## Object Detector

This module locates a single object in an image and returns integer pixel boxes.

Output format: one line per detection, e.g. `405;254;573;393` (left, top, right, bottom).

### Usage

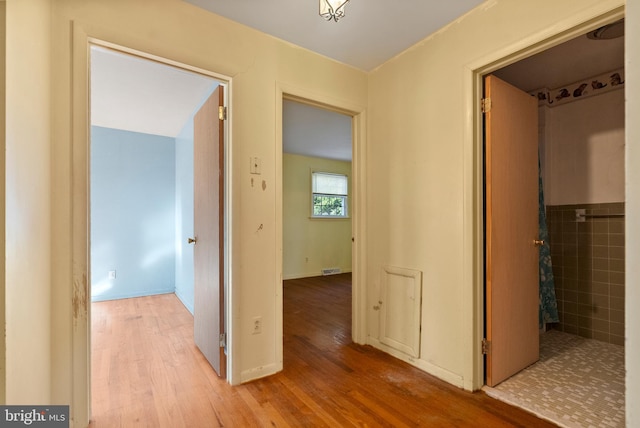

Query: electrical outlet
252;316;262;335
108;270;116;279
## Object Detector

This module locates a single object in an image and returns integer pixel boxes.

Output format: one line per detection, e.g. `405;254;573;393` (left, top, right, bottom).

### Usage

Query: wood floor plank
90;275;555;427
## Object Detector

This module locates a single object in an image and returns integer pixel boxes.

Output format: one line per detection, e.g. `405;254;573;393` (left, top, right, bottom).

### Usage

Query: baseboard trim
175;290;194;314
368;338;465;389
240;362;281;383
283;270;352;281
90;288;175;302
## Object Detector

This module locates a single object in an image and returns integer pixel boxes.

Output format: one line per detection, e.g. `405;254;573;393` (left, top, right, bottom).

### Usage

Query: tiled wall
546;203;625;346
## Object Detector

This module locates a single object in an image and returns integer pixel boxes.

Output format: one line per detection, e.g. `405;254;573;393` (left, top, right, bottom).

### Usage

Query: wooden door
485;75;539;387
193;86;226;378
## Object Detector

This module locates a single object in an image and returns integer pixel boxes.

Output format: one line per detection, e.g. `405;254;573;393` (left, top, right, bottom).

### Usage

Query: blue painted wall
91;126;177;301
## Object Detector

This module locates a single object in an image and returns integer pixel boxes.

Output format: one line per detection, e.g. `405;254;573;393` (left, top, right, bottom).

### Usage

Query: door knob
188;237;197;244
533;239;544;246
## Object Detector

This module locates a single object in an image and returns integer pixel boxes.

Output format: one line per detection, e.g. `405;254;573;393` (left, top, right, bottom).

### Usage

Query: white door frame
462;7;625;390
275;83;368;369
72;25;234;424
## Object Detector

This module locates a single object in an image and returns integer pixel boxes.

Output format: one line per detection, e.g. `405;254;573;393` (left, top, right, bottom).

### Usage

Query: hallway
90;274;555;427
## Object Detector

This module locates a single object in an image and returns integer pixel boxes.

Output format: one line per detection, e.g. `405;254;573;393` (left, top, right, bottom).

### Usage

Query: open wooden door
485;75;539;387
193;86;226;378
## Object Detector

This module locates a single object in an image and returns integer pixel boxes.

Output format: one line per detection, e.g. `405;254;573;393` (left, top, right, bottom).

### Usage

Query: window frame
310;171;349;219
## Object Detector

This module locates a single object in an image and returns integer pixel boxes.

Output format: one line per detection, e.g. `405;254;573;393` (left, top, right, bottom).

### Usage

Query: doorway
482;18;625;426
89;43;230;416
277;90;367;367
281;98;354;349
281;99;352;280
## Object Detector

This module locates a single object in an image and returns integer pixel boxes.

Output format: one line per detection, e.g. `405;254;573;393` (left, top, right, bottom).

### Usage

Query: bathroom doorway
483;18;626;426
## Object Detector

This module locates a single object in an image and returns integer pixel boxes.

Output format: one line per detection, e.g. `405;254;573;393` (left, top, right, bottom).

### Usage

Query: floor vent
321;267;342;276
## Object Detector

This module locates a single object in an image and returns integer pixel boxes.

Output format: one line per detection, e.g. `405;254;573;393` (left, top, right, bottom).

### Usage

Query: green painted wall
283;153;351;279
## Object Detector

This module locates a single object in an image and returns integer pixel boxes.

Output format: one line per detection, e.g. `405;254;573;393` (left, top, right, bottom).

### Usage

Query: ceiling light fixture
319;0;350;22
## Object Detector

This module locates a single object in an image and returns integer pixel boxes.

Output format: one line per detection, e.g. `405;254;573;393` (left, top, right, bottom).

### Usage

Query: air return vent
321;267;342;276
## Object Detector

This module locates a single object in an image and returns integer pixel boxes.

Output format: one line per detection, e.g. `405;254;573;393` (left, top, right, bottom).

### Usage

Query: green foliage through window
313;195;345;216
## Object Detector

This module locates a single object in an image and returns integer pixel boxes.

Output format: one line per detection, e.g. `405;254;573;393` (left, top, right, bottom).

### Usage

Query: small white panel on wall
379;265;422;358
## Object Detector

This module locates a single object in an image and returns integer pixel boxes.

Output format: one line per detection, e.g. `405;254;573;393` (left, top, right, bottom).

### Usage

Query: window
311;172;348;218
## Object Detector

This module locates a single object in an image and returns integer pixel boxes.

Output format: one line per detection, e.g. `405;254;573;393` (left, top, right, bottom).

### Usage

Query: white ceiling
283;100;352;161
90;6;624;162
183;0;485;72
494;29;624;92
91;46;353;160
91;46;219;138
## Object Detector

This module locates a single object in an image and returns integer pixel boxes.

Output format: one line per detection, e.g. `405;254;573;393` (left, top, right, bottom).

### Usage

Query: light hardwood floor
90;274;554;427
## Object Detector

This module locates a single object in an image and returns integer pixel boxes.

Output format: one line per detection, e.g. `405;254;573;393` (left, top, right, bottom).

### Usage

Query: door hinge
218;106;227;120
481;97;492;113
219;333;226;348
482;338;491;355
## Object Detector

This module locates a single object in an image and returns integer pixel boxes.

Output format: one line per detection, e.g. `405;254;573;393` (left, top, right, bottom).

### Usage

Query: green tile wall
546;203;625;346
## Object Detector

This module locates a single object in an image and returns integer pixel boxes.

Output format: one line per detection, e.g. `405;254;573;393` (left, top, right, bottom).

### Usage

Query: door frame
275;83;368;368
464;7;626;390
74;29;234;423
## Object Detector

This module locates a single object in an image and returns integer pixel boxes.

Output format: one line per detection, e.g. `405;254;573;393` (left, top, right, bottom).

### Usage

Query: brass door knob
188;237;197;244
533;239;544;246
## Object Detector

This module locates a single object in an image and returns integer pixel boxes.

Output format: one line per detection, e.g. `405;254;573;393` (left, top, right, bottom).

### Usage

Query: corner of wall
6;0;53;404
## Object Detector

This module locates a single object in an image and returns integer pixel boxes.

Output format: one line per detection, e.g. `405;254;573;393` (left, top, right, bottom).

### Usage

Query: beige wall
283;153;352;279
43;0;367;424
5;0;640;427
367;0;626;390
5;0;52;404
0;0;6;404
545;89;625;205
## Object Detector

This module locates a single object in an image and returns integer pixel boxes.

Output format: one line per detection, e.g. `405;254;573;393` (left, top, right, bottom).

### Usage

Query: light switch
250;157;261;175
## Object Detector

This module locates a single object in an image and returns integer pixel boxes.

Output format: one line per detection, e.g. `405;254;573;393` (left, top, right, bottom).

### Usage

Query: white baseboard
175;290;194;314
283;269;352;280
240;362;281;383
367;337;465;389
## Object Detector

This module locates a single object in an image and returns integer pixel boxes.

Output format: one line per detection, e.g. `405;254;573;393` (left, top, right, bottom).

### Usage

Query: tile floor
484;329;625;428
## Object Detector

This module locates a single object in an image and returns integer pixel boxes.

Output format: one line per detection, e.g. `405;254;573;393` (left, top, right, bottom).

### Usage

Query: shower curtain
539;158;559;328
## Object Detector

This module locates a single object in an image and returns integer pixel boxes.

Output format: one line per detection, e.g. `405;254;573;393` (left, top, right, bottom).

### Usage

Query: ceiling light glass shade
319;0;350;22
